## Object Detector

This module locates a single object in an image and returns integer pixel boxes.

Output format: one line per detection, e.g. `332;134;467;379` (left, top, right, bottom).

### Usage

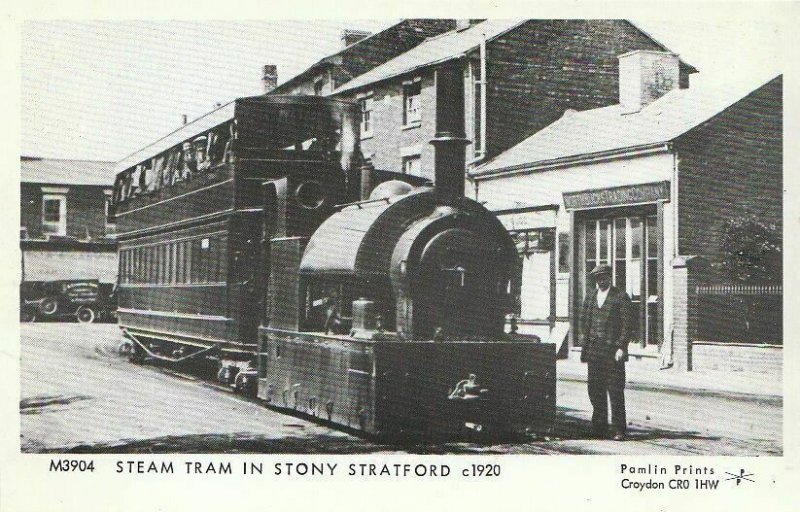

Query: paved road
19;324;781;455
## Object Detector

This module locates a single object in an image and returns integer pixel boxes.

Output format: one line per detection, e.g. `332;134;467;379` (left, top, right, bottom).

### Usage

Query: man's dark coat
580;286;633;363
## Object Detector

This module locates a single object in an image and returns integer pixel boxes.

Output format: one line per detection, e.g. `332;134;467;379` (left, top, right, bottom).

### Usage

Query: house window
403;80;422;126
402;155;421;176
359;95;373;138
42;194;66;236
314;79;324;96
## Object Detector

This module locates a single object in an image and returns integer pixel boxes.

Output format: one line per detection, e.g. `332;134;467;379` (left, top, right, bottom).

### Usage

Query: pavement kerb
557;364;782;403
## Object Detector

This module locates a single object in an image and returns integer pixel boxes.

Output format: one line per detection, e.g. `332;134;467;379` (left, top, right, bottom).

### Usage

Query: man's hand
614;349;625;362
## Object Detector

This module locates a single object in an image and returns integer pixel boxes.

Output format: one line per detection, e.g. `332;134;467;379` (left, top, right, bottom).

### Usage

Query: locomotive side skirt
258;328;556;437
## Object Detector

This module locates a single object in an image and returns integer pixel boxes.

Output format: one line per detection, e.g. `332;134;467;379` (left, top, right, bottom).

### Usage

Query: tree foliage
719;215;782;283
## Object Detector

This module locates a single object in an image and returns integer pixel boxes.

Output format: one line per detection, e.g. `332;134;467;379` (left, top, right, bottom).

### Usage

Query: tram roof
115;100;235;174
115;95;357;174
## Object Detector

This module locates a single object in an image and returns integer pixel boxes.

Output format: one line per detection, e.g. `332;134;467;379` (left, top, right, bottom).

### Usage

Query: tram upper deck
112;95;360;239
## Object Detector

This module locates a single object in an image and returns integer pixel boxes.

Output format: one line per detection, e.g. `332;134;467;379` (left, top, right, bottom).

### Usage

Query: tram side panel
116;175;239;349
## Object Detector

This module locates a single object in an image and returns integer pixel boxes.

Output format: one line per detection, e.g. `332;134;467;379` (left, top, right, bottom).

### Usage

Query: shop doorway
578;210;660;347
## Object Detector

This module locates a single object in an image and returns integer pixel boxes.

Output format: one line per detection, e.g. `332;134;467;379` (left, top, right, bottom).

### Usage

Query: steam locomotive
112;64;555;437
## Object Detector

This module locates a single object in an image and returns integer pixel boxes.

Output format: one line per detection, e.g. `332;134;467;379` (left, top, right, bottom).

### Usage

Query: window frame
402;79;422;128
359;93;374;139
41;193;67;236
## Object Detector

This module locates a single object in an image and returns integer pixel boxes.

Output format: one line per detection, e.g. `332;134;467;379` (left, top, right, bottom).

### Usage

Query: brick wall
21;183;111;240
484;19;693;162
273;20;456;96
692;343;782;374
349;71;438;180
676;76;782;266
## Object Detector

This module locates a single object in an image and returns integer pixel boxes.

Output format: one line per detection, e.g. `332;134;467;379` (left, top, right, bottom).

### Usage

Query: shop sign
563;181;670;210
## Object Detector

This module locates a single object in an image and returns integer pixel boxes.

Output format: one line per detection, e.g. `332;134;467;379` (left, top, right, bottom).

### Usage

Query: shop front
564;181;670;352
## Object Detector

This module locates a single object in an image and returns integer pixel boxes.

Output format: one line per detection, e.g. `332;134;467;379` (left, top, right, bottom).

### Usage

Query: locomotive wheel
76;306;96;324
39;297;58;316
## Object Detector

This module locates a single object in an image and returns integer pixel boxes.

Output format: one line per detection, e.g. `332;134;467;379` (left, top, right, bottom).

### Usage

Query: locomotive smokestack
430;61;470;201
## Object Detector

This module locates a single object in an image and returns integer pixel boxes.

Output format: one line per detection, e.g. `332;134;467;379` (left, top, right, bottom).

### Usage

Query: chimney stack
618;50;680;113
262;64;278;94
341;29;371;49
455;19;482;31
430;61;470;201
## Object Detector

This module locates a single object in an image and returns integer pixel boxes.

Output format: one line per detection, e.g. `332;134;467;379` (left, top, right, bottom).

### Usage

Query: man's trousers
587;359;626;435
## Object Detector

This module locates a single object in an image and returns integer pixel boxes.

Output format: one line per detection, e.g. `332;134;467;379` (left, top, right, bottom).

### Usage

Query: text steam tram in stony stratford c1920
112;65;556;438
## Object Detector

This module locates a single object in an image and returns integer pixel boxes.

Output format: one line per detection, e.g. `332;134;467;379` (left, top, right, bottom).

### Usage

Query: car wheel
76;306;96;324
39;297;58;316
20;308;36;322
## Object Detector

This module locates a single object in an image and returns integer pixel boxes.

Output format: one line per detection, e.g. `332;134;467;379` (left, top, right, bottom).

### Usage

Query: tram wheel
39;297;58;316
76;306;96;324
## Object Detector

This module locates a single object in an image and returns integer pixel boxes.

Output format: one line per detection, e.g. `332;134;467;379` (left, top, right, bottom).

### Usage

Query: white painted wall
475;151;677;354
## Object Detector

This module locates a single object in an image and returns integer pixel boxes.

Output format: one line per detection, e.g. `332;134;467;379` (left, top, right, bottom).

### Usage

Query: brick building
469;55;782;372
266;20;458;96
20;157;118;289
329;20;696;180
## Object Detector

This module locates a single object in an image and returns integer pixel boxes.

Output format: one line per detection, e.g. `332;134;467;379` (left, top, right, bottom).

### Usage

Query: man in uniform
580;264;632;440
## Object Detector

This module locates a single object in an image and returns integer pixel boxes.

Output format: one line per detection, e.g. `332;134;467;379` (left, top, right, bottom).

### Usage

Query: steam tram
113;81;555;437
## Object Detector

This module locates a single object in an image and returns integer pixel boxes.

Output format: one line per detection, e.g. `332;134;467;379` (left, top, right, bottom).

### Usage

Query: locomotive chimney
430;61;470;201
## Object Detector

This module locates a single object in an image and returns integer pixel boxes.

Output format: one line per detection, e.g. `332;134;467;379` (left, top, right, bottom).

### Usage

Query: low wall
691;342;782;374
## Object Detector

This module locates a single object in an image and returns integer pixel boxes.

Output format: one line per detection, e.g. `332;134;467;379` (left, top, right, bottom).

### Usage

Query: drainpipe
480;33;487;160
467;33;488;168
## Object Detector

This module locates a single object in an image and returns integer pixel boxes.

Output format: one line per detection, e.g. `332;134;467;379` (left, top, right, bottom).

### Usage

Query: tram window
191;239;204;283
139;248;144;284
134;247;140;284
119;251;126;284
150;247;156;284
176;242;183;284
132;248;138;284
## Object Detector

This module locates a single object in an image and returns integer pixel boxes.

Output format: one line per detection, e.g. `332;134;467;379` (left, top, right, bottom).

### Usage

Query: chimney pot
181;114;188;125
262;64;278;94
618;50;680;113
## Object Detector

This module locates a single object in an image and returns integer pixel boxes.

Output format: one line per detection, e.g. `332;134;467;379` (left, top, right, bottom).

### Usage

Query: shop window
42;194;66;236
403;80;422;126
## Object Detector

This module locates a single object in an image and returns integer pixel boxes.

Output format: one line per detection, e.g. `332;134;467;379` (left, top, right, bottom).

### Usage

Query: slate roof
21;157;116;187
332;19;697;95
333;20;524;95
271;19;456;95
471;76;782;177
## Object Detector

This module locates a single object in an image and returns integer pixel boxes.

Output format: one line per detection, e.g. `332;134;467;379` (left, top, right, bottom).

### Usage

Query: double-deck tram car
113;76;556;438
